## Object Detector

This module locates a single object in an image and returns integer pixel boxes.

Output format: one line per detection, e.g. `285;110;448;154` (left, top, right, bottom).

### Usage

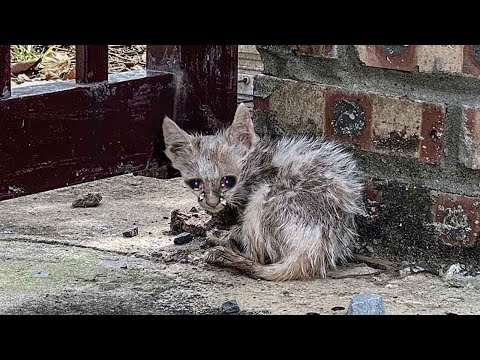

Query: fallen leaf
63;67;76;80
38;51;71;80
11;58;41;75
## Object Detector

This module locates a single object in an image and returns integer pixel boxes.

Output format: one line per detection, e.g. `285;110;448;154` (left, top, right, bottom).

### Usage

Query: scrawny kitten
162;103;365;281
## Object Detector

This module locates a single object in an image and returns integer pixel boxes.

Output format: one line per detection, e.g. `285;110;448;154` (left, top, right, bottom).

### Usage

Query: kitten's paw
206;229;232;247
204;246;234;265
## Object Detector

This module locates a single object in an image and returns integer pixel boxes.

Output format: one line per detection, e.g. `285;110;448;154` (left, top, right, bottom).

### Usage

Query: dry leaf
38;51;71;80
63;67;76;80
11;58;41;75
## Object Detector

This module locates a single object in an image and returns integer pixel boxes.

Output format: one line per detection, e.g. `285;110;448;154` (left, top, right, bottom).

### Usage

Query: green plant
10;45;53;62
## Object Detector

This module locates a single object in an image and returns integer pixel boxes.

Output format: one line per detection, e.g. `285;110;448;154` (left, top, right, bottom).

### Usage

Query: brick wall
253;45;480;271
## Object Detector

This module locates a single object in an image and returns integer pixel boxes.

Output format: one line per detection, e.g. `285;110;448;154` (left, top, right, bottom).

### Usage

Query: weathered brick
460;105;480;169
358;180;480;271
420;104;445;164
324;88;373;149
253;76;325;134
356;45;417;72
325;88;444;163
462;45;480;77
416;45;463;74
288;45;337;58
431;191;480;247
357;45;480;78
370;95;423;155
255;75;445;163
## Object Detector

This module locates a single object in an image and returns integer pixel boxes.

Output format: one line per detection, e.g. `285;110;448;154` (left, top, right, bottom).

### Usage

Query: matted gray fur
162;104;365;281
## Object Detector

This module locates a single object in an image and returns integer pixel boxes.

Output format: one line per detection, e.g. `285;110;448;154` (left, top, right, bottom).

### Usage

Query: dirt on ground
1;174;479;315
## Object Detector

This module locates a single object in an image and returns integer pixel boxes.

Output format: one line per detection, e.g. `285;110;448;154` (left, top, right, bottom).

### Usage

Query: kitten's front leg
206;225;243;252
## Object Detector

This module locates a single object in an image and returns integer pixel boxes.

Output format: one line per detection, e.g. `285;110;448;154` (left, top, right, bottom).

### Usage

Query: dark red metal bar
146;45;238;133
75;45;108;84
0;71;174;200
0;45;11;99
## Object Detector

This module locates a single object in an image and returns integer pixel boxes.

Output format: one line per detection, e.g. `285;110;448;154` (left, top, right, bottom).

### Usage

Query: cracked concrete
1;174;480;315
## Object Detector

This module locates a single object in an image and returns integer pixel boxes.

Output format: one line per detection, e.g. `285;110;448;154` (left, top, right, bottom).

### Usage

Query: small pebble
174;232;193;245
221;300;240;314
32;272;49;278
72;193;102;208
123;226;139;238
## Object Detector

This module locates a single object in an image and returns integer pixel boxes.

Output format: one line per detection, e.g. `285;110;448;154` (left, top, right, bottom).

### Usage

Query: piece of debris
170;209;213;236
11;58;42;75
331;306;345;311
72;193;102;208
399;264;427;277
221;300;240;314
347;294;385;315
442;263;480;289
173;232;193;245
306;312;320;315
123;226;139;238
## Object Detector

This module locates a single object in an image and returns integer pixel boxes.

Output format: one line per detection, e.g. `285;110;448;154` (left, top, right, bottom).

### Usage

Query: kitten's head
162;103;258;213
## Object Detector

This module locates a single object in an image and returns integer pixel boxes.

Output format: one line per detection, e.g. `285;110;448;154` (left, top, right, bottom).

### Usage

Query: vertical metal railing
0;45;11;99
75;45;109;84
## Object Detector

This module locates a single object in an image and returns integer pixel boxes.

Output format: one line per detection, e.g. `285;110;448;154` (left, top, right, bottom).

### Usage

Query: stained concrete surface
1;174;480;315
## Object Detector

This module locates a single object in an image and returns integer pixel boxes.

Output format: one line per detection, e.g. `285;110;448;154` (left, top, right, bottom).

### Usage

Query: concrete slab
1;174;480;315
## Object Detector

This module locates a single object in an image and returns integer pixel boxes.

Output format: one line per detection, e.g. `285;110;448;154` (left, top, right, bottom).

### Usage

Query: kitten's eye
221;176;237;189
186;178;203;190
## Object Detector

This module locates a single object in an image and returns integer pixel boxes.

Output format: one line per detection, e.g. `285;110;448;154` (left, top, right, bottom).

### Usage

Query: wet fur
162;104;365;281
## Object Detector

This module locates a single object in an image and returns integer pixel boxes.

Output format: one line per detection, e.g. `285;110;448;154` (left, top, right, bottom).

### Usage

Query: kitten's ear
225;103;259;149
162;116;193;159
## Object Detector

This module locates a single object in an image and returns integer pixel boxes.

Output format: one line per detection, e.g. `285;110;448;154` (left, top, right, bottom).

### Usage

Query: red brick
462;45;480;77
356;45;417;72
419;104;445;164
460;106;480;169
370;95;423;156
358;45;471;77
253;76;326;134
324;88;373;149
431;191;480;247
254;75;445;163
417;46;463;74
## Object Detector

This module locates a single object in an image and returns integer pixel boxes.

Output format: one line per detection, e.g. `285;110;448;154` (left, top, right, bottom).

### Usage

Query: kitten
162;103;365;281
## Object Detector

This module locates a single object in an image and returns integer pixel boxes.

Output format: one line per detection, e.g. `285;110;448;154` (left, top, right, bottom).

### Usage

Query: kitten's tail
205;247;324;281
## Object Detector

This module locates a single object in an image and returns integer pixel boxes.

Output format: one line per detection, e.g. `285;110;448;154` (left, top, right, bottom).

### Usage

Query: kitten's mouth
198;193;226;213
199;203;225;213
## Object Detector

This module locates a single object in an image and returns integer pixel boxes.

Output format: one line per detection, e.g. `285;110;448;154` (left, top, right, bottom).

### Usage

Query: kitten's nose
205;195;220;208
